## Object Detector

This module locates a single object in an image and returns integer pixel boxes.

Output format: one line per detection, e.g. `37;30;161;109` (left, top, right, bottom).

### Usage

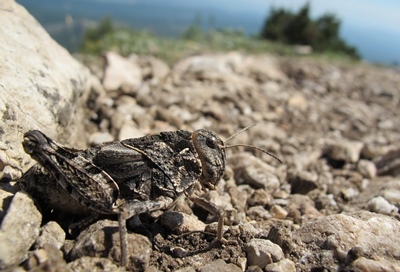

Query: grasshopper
21;127;280;266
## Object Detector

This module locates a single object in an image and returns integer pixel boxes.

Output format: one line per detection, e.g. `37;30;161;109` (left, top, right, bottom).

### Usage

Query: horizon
17;0;400;65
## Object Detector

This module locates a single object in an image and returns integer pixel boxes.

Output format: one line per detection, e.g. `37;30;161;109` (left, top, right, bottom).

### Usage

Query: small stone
0;192;42;269
289;170;318;194
367;196;397;215
270;205;288;220
242;164;280;192
357;160;377;178
324;140;364;163
70;220;151;271
26;244;67;271
287;93;308;111
35;221;66;250
381;189;400;204
265;259;296;272
239;223;262;238
198;259;242;272
102;51;142;93
160;211;206;234
118;120;144;141
244;239;284;268
247;206;271;221
89;132;114;146
341;187;360;201
247;189;272;207
175;267;196;272
67;256;122;272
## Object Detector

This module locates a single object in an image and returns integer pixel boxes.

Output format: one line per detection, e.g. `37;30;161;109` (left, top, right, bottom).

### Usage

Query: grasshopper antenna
224;124;257;143
223;124;282;163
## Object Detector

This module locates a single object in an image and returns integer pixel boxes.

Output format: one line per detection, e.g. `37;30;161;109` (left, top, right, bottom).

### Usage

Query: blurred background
17;0;400;66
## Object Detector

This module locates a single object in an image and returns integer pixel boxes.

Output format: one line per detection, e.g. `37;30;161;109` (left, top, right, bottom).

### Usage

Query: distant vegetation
81;4;360;64
260;3;359;59
80;17;295;64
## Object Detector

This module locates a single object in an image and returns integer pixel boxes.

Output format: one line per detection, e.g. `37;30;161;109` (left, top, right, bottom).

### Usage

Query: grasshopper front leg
188;195;226;242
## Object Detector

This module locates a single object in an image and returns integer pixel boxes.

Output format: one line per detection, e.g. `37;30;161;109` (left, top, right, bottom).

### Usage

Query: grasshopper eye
206;137;217;149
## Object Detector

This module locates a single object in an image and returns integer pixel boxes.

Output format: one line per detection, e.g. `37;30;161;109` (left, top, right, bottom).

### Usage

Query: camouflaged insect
21;129;229;267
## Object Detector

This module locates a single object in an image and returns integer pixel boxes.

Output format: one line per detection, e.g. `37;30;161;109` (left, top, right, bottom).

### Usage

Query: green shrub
260;3;359;59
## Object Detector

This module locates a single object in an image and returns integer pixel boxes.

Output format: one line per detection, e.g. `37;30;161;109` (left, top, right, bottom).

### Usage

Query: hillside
1;2;400;271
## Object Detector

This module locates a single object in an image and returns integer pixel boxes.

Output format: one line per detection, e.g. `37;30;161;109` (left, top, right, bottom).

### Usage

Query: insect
21;127;280;267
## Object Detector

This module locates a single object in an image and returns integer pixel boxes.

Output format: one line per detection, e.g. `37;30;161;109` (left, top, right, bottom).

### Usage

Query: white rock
325;139;364;163
35;221;66;250
102;51;142;93
367;196;397;215
0;192;42;269
287;93;308;111
89;132;114;146
357;160;377;178
160;211;206;234
244;239;284;268
0;1;98;180
294;211;400;270
270;205;288;220
265;259;296;272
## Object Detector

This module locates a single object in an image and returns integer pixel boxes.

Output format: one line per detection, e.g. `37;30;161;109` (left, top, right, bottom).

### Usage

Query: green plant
260;3;359;59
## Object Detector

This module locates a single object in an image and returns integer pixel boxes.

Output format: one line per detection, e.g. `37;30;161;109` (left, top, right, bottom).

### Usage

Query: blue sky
21;0;400;64
214;0;400;64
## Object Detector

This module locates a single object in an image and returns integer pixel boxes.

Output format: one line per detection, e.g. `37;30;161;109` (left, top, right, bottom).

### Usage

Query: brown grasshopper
21;127;280;267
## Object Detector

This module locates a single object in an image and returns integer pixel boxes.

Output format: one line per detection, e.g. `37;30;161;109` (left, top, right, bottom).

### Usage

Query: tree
260;3;359;59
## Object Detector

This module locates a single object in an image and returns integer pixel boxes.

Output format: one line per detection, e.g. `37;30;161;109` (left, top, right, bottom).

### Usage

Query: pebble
270;205;288;220
35;221;65;250
160;211;206;233
0;192;42;269
264;259;296;272
244;239;285;268
89;132;114;146
367;196;397;215
70;220;151;271
324;139;364;163
198;259;242;272
357;159;377;178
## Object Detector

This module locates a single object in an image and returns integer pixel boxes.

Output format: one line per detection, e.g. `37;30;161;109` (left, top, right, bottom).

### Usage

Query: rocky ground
1;49;400;272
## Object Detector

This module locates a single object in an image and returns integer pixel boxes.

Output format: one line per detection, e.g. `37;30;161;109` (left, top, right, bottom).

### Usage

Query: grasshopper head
192;129;226;191
23;130;51;156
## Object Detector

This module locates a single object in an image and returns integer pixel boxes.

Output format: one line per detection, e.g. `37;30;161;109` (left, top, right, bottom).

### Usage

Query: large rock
0;0;100;180
291;211;400;271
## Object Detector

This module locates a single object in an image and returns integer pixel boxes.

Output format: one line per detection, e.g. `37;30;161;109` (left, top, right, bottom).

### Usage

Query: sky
18;0;400;65
180;0;400;64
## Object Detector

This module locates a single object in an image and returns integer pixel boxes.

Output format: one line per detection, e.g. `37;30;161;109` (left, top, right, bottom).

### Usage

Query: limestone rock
264;259;296;272
0;0;99;180
67;256;122;272
292;211;400;271
35;221;66;250
244;239;284;268
26;244;68;271
102;52;142;93
324;139;364;163
228;153;280;192
70;219;151;271
0;192;42;269
198;259;242;272
367;196;397;215
160;211;206;234
357;159;377;178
